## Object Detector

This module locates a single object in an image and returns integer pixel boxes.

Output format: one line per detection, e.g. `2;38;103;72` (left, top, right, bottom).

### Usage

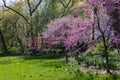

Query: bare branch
59;0;66;8
27;0;42;16
66;0;72;8
31;0;42;15
27;0;32;16
59;0;72;8
2;0;29;24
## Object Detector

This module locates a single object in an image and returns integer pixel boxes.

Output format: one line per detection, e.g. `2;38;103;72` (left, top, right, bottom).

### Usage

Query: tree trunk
95;7;110;73
16;36;24;54
0;29;8;54
65;50;69;63
92;25;95;41
75;52;80;65
102;33;110;73
30;17;36;55
105;48;110;73
65;53;69;63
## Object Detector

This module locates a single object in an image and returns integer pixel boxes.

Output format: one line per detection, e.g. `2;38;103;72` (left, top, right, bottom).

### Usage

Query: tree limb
27;0;32;16
59;0;66;8
2;0;30;24
31;0;42;15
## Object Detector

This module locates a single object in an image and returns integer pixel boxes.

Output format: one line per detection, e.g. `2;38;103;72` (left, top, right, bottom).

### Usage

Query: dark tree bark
16;36;24;54
0;29;8;54
95;7;110;73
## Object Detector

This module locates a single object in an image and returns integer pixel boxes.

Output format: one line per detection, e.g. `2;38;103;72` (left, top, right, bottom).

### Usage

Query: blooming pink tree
43;15;92;61
43;0;120;73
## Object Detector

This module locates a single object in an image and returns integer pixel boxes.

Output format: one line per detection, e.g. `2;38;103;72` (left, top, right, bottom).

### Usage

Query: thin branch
66;0;72;8
59;0;66;8
70;0;75;7
2;0;29;24
31;0;42;16
27;0;32;16
60;0;72;8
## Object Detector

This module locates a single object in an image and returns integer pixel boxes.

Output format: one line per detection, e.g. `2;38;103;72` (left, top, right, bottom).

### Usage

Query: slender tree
0;7;8;54
2;0;43;54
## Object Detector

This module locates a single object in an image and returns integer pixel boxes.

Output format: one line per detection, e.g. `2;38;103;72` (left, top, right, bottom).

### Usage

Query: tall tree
0;7;8;54
2;0;43;54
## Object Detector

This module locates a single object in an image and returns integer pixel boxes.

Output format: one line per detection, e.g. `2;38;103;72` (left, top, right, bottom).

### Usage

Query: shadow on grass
0;52;65;60
0;53;65;65
0;59;13;65
0;53;21;57
22;54;65;60
38;59;66;68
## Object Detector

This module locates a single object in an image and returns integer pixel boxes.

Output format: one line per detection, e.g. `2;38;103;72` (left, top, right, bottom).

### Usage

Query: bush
8;47;20;54
42;49;64;55
88;42;115;55
78;42;120;69
79;53;120;69
0;51;3;54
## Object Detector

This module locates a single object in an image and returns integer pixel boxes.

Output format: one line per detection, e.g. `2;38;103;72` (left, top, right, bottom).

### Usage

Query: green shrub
8;47;20;54
0;51;3;54
78;51;120;69
77;41;120;69
84;43;104;55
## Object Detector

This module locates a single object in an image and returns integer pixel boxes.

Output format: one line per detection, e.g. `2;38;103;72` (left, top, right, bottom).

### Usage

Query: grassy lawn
0;55;78;80
0;54;120;80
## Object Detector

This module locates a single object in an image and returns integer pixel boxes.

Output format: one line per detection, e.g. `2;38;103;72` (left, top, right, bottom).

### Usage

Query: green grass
0;54;120;80
0;55;78;80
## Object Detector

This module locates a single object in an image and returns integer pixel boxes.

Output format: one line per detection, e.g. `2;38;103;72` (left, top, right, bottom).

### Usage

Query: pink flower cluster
43;15;92;50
